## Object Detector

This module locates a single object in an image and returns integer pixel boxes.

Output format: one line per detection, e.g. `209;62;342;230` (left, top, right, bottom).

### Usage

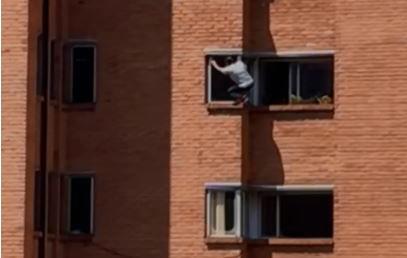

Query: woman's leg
227;85;242;99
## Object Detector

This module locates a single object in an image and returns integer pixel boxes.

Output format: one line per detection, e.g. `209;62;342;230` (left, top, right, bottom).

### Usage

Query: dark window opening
69;176;93;234
224;191;235;231
67;45;95;104
34;170;44;231
260;194;277;237
47;173;58;234
50;40;57;100
279;193;333;238
260;61;290;105
36;35;45;96
260;57;334;106
208;56;237;102
298;60;333;103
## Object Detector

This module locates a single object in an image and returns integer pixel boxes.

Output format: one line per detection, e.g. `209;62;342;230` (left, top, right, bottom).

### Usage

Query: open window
205;52;334;107
64;43;96;104
259;57;334;106
205;184;333;240
254;187;333;239
206;55;254;103
206;185;242;237
62;174;94;235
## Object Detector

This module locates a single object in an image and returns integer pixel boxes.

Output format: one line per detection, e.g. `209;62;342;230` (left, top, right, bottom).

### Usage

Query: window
47;173;58;234
36;34;45;96
258;190;333;238
205;184;333;239
205;52;334;107
34;169;44;231
206;186;242;237
64;43;96;104
207;55;240;102
50;40;58;100
206;56;255;103
66;175;94;234
259;57;334;106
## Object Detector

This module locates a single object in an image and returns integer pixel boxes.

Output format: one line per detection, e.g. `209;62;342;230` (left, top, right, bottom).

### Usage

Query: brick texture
4;0;407;258
1;0;30;257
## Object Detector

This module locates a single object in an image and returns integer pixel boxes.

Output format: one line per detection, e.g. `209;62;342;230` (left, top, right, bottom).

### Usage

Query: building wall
171;1;336;258
334;0;407;256
61;0;407;257
62;1;171;258
8;0;406;258
1;0;31;257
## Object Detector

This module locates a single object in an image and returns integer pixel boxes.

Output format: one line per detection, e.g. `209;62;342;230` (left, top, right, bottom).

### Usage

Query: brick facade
2;0;31;257
2;0;407;258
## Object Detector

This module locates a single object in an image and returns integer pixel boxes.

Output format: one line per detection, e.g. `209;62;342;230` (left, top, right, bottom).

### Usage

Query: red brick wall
1;0;31;257
55;0;407;258
334;0;407;256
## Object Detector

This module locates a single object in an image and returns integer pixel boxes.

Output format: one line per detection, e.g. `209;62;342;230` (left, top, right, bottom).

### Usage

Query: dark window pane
261;61;290;105
299;59;333;104
261;194;277;237
47;173;58;234
224;191;235;231
37;35;44;96
50;41;57;100
280;193;333;238
34;170;44;231
72;47;94;103
210;57;236;101
70;177;92;234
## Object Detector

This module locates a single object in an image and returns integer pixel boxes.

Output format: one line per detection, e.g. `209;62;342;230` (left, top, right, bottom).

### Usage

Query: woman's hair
224;56;235;65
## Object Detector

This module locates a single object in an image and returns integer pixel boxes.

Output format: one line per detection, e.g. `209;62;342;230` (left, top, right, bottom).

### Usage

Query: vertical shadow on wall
243;0;276;52
249;116;284;185
241;0;280;185
65;1;171;258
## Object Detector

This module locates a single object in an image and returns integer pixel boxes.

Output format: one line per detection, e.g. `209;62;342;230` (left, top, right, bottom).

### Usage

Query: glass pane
70;177;92;234
72;47;95;103
298;59;333;104
260;194;277;237
34;170;44;231
260;61;290;105
224;191;235;232
279;193;333;238
36;34;44;96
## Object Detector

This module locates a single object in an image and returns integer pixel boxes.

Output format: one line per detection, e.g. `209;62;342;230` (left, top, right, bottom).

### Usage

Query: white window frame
67;174;95;235
67;43;97;103
205;183;242;238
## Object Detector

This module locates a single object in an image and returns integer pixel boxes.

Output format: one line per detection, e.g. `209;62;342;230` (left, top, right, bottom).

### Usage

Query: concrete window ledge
60;234;93;242
206;102;245;110
206;103;334;112
205;237;333;246
205;237;244;244
61;103;96;111
247;238;334;246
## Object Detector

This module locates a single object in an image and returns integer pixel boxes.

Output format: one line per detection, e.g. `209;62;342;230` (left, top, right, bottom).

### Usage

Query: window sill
61;103;96;111
60;233;93;242
207;102;334;112
205;237;243;244
206;101;245;110
248;238;333;246
205;237;333;246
